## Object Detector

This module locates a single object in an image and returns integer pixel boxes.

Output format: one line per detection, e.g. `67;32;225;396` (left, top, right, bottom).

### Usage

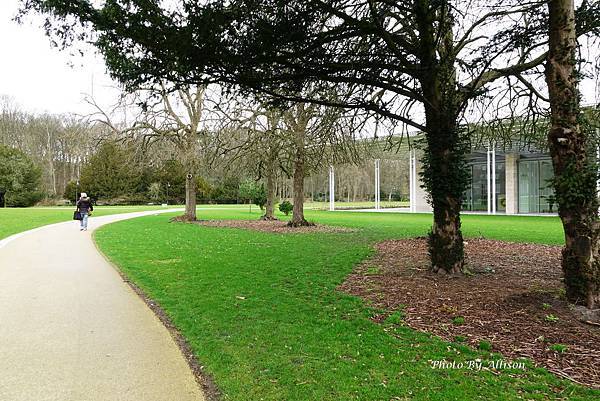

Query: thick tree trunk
184;172;197;221
289;127;312;227
261;166;277;220
546;0;600;309
414;0;467;274
424;123;466;275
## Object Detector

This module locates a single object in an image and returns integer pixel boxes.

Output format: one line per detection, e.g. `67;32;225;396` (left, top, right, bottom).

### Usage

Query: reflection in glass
518;159;555;213
462;162;506;212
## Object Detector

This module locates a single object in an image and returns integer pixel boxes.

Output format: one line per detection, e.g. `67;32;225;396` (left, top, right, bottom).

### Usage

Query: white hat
80;192;88;198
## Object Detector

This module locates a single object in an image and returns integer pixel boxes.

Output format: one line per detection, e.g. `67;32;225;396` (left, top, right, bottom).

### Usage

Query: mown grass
94;208;594;401
0;205;173;240
0;204;254;240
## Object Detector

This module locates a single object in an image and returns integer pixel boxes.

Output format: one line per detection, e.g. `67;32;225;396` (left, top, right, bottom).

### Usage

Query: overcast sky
1;0;597;118
0;0;119;115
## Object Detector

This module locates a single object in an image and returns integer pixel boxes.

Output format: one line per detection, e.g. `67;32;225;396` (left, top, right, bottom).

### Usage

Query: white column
491;145;496;214
409;150;416;213
486;147;491;214
505;153;519;214
374;159;381;210
486;144;497;215
329;165;335;211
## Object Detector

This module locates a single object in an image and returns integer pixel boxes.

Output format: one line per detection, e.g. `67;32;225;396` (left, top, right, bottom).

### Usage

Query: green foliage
420;129;471;272
279;200;293;215
79;142;141;202
63;180;79;202
253;183;267;210
237;180;267;210
78;143;203;205
196;176;213;201
550;158;598;212
238;179;259;203
478;340;493;352
544;314;560;323
452;316;465;325
211;176;241;203
0;144;44;207
153;159;186;204
549;344;568;353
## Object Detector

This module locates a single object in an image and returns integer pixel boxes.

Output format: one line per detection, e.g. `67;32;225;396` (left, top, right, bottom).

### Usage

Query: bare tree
281;101;361;226
88;84;221;220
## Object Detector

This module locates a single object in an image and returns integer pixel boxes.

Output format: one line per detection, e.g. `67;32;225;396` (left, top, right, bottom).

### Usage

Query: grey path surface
0;210;205;401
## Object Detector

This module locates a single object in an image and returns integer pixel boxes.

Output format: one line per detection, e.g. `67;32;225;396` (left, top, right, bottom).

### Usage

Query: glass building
460;150;555;214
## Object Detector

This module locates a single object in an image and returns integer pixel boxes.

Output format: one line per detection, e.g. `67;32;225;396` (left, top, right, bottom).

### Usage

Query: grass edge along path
0;205;260;241
94;210;597;401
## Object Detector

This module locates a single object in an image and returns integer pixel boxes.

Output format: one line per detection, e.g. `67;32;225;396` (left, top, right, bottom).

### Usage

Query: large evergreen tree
79;142;146;202
0;144;43;207
19;1;600;275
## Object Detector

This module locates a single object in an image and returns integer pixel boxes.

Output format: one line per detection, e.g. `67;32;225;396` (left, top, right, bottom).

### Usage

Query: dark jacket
76;198;94;214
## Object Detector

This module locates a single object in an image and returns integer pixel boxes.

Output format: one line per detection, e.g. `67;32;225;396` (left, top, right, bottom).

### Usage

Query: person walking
76;192;94;231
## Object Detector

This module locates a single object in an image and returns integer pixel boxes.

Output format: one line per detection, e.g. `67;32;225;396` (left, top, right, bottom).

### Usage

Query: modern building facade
461;149;556;214
326;121;599;215
408;146;557;215
326;145;559;215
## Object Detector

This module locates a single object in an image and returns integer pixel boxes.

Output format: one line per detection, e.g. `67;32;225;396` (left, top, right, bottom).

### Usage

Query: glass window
462;161;506;212
471;163;487;211
462;165;474;211
539;160;555;212
495;162;506;212
518;159;555;213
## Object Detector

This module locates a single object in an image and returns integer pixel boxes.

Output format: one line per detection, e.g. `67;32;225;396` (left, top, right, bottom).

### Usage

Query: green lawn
0;205;169;240
92;208;593;401
0;204;255;241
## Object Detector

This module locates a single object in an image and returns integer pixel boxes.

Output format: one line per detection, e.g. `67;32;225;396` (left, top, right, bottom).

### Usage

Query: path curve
0;209;206;401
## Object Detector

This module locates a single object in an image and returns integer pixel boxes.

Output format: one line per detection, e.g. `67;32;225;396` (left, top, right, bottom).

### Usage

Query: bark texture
423;120;466;275
261;164;277;220
416;1;468;274
289;122;312;227
546;0;600;308
184;172;197;221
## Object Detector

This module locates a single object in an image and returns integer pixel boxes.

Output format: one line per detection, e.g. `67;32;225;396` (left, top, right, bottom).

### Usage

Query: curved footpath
0;210;205;401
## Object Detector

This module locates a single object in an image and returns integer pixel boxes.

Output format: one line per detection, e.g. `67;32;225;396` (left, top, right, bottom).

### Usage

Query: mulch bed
191;219;354;234
338;238;600;388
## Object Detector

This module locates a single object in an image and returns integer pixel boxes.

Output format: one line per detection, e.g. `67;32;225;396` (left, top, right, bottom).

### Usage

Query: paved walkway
0;210;205;401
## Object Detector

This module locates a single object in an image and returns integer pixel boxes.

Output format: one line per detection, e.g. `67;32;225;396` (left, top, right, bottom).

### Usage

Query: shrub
279;200;293;215
452;316;465;325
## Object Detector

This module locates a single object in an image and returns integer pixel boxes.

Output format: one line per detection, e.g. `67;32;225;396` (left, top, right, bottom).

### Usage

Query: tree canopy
0;144;43;207
17;0;600;273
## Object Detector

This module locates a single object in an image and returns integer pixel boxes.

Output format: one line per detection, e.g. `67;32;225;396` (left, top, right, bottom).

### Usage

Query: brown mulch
191;219;354;234
338;238;600;388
